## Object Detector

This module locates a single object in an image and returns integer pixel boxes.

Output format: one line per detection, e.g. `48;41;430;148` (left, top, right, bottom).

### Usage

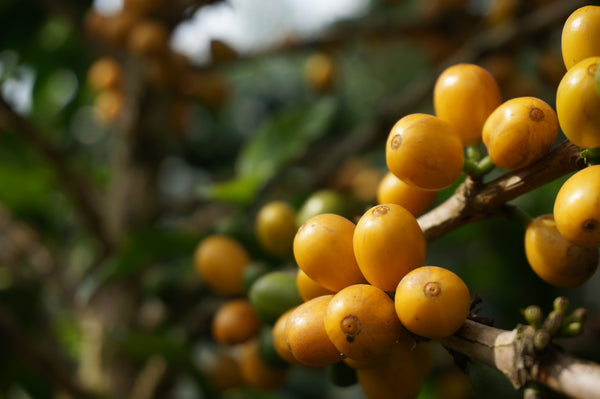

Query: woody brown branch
441;320;600;399
418;141;587;241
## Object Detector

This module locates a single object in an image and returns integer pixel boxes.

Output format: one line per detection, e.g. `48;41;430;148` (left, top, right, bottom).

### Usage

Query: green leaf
202;97;337;206
200;171;265;207
237;97;337;176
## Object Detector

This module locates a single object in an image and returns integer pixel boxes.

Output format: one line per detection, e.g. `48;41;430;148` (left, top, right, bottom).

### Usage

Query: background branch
0;98;112;253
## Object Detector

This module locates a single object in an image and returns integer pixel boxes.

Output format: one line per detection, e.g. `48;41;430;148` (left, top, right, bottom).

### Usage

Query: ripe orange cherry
356;338;425;399
561;6;600;70
353;204;427;292
93;89;125;125
482;96;558;170
211;299;261;346
296;268;334;302
386;113;464;191
325;284;403;362
87;57;121;92
434;63;502;145
554;165;600;248
271;309;299;365
395;266;470;339
239;338;288;390
194;234;249;296
525;214;598;288
284;295;345;367
202;348;244;392
556;56;600;149
293;213;366;292
376;171;437;217
127;19;169;57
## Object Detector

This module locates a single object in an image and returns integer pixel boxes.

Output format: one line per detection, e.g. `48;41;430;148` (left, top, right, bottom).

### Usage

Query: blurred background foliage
0;0;599;398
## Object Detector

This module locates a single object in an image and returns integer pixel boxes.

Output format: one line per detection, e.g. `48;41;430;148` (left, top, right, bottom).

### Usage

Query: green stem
466;143;483;162
463;155;495;178
476;156;495;175
580;147;600;166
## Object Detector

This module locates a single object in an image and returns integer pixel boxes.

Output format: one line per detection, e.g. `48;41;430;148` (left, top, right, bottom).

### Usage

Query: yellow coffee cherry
434;63;502;145
482;96;558;170
386;113;464;191
556;56;600;149
561;5;600;70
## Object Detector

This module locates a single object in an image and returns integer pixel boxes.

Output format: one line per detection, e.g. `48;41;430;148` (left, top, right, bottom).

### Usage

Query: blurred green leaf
77;228;202;303
203;97;337;206
200;171;265;207
237;97;337;176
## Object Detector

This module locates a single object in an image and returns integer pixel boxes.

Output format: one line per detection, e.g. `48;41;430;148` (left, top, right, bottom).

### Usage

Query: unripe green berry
522;305;543;328
553;296;569;313
561;322;583;337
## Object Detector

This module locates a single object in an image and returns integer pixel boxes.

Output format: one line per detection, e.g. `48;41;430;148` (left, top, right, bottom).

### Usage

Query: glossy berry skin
325;284;403;362
482;96;558;170
561;6;600;70
386;113;464;191
239;338;287;390
395;266;470;339
212;299;261;346
525;214;598;288
556;56;600;149
376;171;437;217
434;63;502;145
296;268;334;302
356;338;425;399
353;204;427;292
271;309;299;364
293;213;366;292
554;165;600;248
284;295;345;368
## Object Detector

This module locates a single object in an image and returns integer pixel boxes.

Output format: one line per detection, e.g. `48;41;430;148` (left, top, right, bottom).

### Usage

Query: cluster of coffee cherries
193;5;600;398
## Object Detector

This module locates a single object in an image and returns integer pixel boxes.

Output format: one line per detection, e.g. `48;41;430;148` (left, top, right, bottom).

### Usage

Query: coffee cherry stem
463;155;495;178
580;147;600;166
466;143;484;163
